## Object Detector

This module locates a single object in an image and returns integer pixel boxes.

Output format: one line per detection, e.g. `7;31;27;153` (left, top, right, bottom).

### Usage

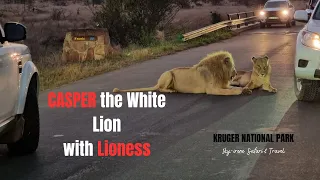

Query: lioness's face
252;55;269;77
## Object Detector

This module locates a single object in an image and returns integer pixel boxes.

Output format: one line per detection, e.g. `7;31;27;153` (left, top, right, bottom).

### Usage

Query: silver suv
259;0;296;28
0;22;40;155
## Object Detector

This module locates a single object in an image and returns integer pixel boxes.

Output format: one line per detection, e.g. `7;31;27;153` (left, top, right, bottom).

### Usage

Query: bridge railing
179;11;258;42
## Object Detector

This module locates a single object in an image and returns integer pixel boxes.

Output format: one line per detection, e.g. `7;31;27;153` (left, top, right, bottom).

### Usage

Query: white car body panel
0;22;40;153
295;0;320;80
306;19;320;32
16;60;39;115
0;28;39;130
0;42;20;123
295;31;320;80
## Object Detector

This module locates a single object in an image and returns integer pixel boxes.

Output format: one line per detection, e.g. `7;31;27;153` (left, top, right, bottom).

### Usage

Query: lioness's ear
263;55;269;60
251;57;257;63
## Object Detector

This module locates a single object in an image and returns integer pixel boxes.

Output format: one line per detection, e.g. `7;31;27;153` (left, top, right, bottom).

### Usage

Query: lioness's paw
241;87;252;95
270;88;277;93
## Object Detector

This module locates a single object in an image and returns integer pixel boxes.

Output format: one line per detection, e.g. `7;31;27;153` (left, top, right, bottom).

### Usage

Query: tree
26;0;34;10
92;0;180;47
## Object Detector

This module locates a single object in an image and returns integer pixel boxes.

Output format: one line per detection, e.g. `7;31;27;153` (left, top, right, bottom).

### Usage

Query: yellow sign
73;36;97;41
73;37;86;41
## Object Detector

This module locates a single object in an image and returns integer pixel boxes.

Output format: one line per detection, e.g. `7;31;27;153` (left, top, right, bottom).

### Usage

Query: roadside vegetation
39;29;234;91
0;0;291;91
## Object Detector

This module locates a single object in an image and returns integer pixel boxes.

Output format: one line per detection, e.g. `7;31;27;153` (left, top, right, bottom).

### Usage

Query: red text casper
48;92;96;108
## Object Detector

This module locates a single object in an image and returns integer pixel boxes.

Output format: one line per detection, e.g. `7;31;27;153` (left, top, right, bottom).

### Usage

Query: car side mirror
3;22;26;42
306;9;313;14
294;10;309;23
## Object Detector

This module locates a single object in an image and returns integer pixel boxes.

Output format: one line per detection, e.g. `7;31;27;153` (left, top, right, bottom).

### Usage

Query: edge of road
232;22;260;34
39;23;260;95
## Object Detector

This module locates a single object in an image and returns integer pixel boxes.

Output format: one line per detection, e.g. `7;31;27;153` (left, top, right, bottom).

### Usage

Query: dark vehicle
258;0;296;28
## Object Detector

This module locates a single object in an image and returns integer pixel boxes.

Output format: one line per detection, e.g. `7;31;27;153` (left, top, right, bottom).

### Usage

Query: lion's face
196;51;238;85
223;57;237;80
231;67;237;80
252;55;269;77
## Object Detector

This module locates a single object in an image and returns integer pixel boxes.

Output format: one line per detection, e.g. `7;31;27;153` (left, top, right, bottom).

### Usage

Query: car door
0;44;10;122
0;42;19;123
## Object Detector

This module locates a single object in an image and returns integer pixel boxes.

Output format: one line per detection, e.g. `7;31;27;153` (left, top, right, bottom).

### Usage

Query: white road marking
53;134;64;138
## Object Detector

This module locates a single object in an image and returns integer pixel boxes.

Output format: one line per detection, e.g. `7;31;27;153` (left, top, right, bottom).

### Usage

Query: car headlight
10;53;21;60
301;30;320;50
282;10;289;16
260;11;265;16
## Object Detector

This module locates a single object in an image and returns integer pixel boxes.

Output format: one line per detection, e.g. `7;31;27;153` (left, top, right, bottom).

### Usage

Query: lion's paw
241;87;252;95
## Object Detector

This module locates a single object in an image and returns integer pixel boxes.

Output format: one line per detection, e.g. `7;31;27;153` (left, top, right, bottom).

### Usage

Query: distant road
2;23;320;180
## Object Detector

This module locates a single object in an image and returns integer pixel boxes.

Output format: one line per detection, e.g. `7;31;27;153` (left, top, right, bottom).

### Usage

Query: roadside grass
38;29;235;91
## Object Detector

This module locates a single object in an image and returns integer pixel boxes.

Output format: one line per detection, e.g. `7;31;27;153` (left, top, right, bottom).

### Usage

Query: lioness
113;51;252;96
230;55;277;93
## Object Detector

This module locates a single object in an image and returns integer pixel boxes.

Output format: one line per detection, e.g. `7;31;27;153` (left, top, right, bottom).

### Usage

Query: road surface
1;23;320;180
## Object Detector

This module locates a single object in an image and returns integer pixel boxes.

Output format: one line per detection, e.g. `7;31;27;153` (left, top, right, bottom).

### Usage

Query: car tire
292;20;296;26
266;24;271;28
7;83;39;155
294;75;320;102
260;22;265;28
286;21;292;28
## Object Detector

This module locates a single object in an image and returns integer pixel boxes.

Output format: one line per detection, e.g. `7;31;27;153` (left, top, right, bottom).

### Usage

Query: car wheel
266;24;271;28
294;75;320;102
260;22;265;28
7;83;39;155
286;21;292;28
292;20;296;26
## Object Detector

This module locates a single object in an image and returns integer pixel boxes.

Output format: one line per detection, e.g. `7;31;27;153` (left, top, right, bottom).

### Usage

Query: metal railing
180;11;258;42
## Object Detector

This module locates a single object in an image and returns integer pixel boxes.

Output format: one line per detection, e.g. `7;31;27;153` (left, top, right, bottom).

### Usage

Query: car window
0;24;4;42
264;1;288;8
310;0;319;5
313;2;320;19
311;0;318;6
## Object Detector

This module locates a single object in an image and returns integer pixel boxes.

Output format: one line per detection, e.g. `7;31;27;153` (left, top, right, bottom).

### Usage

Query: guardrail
179;11;258;42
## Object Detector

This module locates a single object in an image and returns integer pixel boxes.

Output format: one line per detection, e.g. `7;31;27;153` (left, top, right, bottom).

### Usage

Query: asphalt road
2;23;320;180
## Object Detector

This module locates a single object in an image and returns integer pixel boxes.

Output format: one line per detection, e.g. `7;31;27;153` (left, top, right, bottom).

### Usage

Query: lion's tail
113;85;159;93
